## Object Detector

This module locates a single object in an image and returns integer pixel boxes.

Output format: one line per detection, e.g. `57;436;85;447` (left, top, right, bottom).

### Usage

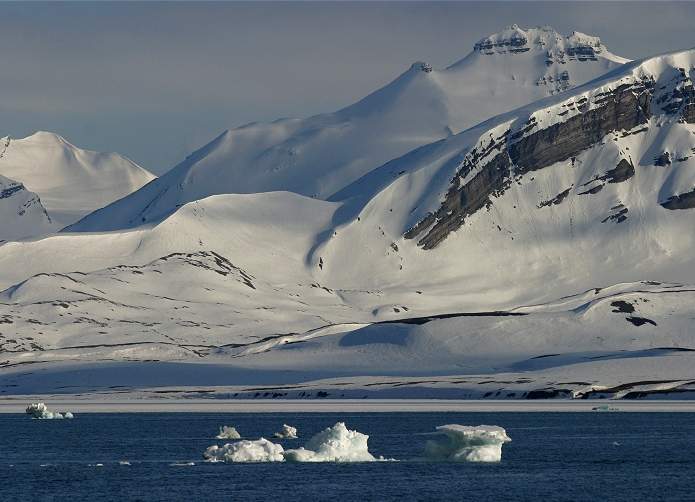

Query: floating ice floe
283;422;377;462
215;426;241;440
273;424;298;439
424;425;511;462
204;438;285;463
25;403;75;420
203;422;379;463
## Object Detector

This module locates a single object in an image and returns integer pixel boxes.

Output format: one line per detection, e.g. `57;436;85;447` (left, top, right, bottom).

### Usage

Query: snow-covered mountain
69;25;627;232
3;37;695;400
0;131;155;236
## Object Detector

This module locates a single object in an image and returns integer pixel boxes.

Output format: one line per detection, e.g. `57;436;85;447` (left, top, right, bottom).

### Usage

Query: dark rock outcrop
405;80;654;249
602;204;628;223
539;187;572;208
626;316;658;327
0;183;24;200
601;159;635;184
654;151;671;166
611;300;635;314
660;188;695;210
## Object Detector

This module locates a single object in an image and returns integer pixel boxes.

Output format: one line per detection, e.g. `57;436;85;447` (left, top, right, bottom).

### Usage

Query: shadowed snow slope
68;25;626;232
0;174;52;242
0;131;154;233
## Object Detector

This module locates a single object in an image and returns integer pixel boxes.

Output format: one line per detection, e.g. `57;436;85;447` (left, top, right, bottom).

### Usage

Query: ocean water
1;411;694;501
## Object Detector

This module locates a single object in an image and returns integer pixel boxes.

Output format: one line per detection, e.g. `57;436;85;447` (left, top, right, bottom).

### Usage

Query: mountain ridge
67;25;627;233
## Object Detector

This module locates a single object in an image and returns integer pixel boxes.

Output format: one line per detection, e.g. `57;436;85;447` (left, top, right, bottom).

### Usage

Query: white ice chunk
273;424;298;439
215;426;241;440
424;424;511;462
283;422;376;462
203;438;285;463
25;402;74;420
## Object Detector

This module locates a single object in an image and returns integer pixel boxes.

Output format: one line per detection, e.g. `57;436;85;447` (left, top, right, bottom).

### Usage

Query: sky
2;1;695;175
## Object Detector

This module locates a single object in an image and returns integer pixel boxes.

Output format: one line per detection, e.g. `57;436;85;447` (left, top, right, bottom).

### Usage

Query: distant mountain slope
5;43;695;398
69;25;628;232
0;174;52;242
0;131;155;233
313;49;695;298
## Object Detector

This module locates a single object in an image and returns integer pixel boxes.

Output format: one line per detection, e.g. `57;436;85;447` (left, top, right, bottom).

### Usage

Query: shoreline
2;398;695;413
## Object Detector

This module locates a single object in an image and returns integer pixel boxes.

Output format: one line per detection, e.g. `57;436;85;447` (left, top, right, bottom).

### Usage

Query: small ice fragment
424;424;511;462
203;438;285;463
119;461;131;466
215;426;241;440
170;462;196;466
25;403;74;420
283;422;376;462
273;424;298;439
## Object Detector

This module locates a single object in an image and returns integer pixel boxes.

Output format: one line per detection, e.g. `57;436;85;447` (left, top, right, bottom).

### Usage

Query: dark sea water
1;412;694;501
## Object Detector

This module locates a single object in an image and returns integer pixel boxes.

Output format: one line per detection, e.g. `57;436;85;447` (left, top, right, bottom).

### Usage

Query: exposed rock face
661;188;695;210
602;204;629;224
654;67;695;122
599;159;635;184
406;80;653;249
539;187;572;208
654;152;672;166
474;25;608;62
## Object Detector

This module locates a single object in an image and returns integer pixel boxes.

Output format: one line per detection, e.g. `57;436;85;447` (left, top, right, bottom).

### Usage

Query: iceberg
273;424;298;439
202;422;378;463
203;438;285;463
215;426;241;440
25;402;74;420
424;425;511;462
283;422;377;462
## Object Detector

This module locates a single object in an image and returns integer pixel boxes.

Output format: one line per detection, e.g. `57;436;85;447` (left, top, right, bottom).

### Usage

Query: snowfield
0;27;694;400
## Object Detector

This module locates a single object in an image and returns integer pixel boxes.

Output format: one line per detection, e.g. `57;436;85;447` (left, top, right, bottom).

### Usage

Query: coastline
3;398;695;413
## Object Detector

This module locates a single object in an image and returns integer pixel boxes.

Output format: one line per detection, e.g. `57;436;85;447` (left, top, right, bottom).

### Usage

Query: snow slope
0;131;155;232
2;42;695;399
0;174;52;242
69;25;627;231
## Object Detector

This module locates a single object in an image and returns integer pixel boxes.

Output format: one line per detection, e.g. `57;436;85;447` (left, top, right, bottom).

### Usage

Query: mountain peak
20;130;71;146
472;25;626;64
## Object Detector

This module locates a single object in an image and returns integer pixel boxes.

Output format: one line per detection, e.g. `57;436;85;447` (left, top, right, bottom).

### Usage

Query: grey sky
2;1;694;174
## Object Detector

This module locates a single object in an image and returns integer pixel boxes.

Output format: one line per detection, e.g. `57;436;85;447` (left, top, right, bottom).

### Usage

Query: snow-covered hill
3;39;695;400
0;131;155;235
69;25;627;232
